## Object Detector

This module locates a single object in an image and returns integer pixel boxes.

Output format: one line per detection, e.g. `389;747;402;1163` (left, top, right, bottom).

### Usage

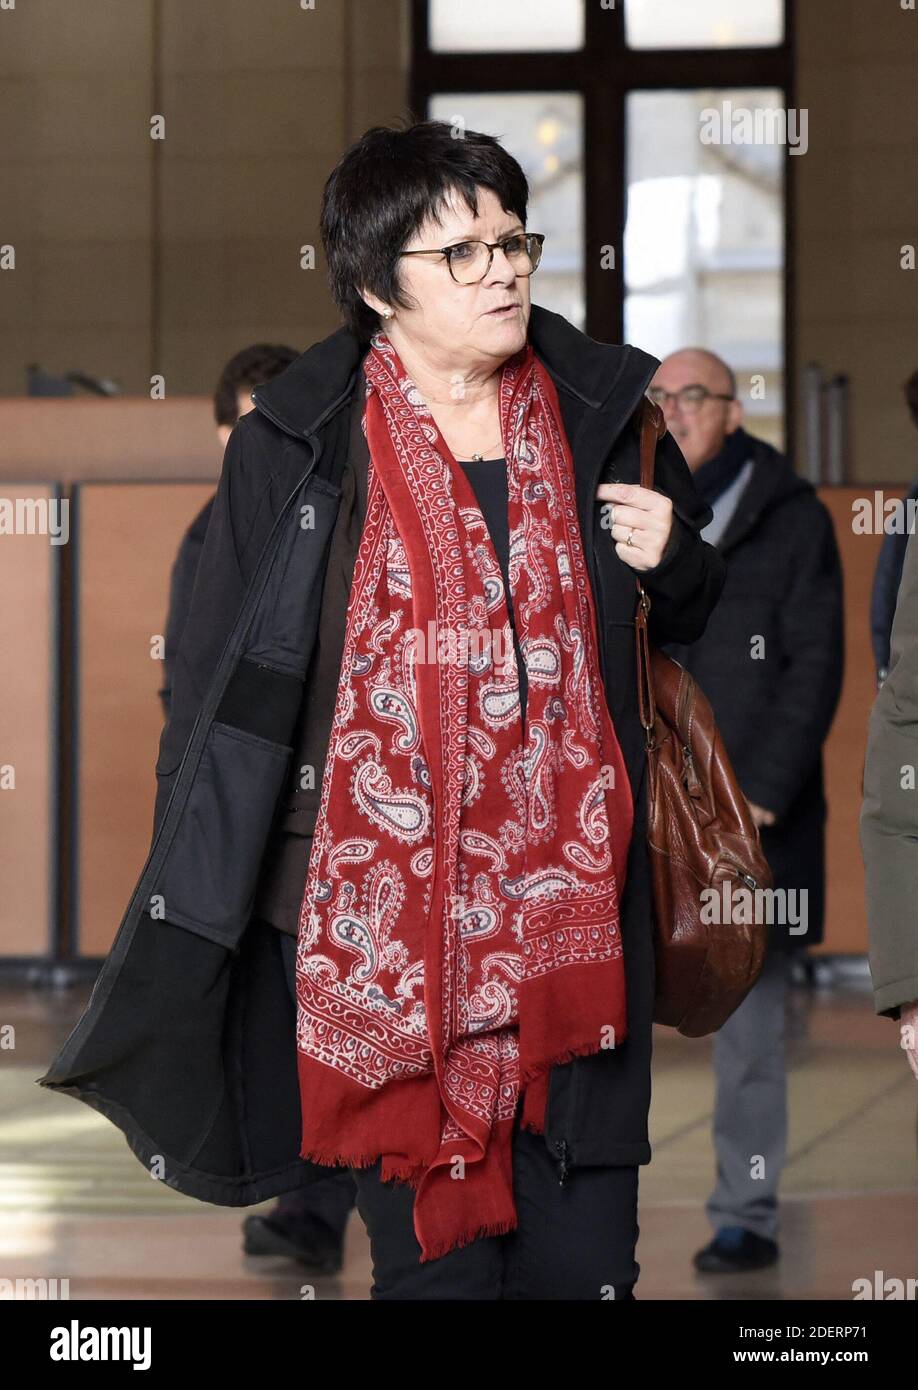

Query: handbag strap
633;396;667;746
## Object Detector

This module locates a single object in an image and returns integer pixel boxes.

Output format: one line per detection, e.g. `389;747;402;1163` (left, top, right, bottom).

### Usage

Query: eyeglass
647;384;735;414
397;232;545;286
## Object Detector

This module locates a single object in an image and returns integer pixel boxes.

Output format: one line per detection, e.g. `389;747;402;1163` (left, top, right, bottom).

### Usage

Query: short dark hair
213;342;300;427
904;369;918;428
320;118;530;344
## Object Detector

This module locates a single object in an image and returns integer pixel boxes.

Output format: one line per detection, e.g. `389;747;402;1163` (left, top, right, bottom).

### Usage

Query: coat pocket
150;720;293;949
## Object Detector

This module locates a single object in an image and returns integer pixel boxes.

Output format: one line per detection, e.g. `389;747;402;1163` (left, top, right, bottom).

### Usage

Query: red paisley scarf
294;331;634;1262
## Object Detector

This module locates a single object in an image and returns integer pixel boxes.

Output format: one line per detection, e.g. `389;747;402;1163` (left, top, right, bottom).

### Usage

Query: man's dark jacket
159;496;214;718
666;432;844;949
38;305;725;1205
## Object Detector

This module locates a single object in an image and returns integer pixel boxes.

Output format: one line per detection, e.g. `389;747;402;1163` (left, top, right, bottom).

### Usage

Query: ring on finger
625;527;635;547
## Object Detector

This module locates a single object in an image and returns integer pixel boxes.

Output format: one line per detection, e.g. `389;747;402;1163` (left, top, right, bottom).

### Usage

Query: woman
277;118;724;1297
40;120;724;1300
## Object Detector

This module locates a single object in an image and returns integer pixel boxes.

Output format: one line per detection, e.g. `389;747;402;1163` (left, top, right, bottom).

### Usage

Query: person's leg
244;928;357;1264
706;946;790;1241
270;1171;357;1239
500;1116;640;1300
350;1160;503;1300
278;929;357;1233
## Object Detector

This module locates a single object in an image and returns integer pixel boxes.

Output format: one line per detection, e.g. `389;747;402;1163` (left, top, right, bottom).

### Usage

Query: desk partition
0;483;61;960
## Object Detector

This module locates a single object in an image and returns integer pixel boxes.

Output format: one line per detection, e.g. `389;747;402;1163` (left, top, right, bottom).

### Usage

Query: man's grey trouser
707;945;791;1241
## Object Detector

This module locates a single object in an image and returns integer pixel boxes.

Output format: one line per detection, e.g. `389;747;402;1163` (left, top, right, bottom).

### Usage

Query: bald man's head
649;348;743;470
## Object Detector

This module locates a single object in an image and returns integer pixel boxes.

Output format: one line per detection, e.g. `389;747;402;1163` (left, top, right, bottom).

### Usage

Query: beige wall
0;2;154;397
5;0;917;484
794;0;918;483
0;0;410;398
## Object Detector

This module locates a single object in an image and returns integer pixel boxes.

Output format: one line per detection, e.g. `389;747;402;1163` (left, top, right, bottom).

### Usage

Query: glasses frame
397;232;545;285
648;384;735;412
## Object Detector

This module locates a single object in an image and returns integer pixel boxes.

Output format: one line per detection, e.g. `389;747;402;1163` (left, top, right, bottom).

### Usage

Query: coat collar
715;433;813;555
251;302;660;445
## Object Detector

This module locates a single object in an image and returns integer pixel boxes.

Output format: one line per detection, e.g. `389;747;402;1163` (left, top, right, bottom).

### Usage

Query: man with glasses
650;348;844;1278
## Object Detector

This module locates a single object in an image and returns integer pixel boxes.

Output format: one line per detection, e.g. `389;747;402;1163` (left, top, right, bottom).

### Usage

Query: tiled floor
1;968;915;1300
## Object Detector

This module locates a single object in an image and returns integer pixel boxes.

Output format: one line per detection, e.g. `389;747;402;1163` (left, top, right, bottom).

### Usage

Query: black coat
666;433;844;949
38;304;725;1205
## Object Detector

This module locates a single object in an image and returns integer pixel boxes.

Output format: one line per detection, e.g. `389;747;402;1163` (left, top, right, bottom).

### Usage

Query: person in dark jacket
652;349;844;1277
159;344;299;719
869;369;918;685
231;122;722;1298
40;120;725;1301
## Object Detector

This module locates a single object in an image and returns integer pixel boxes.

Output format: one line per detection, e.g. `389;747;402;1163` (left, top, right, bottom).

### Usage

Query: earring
381;309;394;320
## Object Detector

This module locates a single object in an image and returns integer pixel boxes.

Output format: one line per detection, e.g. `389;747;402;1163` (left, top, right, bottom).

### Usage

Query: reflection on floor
1;969;915;1300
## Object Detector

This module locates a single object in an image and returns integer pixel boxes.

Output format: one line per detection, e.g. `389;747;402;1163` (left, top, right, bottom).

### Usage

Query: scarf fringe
299;1146;425;1188
519;1033;618;1088
419;1216;519;1264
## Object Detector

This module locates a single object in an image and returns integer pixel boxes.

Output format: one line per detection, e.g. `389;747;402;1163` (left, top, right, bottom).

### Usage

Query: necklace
453;436;504;463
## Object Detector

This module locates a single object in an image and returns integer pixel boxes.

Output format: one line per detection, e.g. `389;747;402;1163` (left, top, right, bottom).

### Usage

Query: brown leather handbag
631;398;770;1037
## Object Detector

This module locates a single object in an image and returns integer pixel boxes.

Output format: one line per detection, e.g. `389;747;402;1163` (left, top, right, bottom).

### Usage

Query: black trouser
279;930;640;1300
352;1106;640;1300
274;931;357;1240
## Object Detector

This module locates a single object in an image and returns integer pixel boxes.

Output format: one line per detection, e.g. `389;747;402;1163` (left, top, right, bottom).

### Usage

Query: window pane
626;0;783;49
624;89;785;446
430;0;584;52
428;94;584;329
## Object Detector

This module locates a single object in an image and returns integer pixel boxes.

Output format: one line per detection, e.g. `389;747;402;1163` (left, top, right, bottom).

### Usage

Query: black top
457;457;527;719
160;494;215;717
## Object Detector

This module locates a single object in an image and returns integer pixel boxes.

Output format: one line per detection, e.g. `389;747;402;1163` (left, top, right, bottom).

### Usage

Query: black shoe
242;1213;344;1274
693;1226;779;1273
